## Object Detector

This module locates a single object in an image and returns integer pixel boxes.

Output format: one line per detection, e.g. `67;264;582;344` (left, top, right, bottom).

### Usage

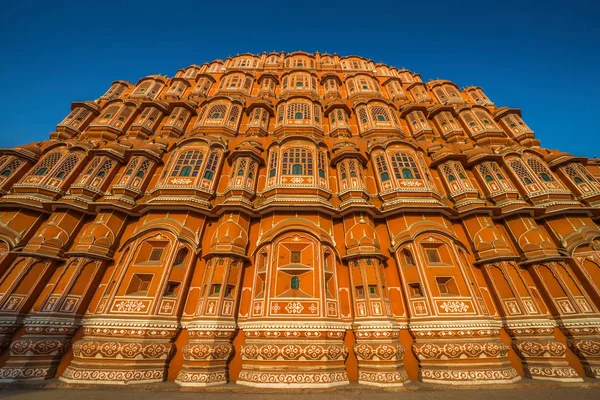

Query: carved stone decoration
175;323;235;386
410;322;520;385
505;321;582;382
560;319;600;378
60;319;178;385
236;323;349;388
0;317;78;381
354;324;409;387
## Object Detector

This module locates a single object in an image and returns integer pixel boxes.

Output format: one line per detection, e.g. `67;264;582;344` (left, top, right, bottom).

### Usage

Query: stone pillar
527;261;600;378
175;257;243;386
480;261;581;381
176;212;249;386
0;257;104;381
347;257;408;387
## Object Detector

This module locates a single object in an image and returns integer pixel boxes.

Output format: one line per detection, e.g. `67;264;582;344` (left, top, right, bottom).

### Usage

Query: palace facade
0;51;599;387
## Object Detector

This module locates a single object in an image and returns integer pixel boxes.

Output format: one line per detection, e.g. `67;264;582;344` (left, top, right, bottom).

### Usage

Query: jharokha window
282;148;313;176
171;151;204;177
277;101;321;127
507;155;565;194
374;151;429;192
0;156;23;181
116;156;152;190
390;152;421;180
563;163;600;194
75;156;115;189
160;147;222;188
194;101;242;130
20;150;85;190
477;161;516;194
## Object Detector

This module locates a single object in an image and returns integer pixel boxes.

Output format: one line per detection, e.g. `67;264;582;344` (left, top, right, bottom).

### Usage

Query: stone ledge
1;378;600;393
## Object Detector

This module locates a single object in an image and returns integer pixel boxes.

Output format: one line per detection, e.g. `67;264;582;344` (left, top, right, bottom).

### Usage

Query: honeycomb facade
0;51;599;387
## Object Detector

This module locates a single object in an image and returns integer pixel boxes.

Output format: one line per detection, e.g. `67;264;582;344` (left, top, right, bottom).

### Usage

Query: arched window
268;150;278;178
509;158;537;187
0;157;22;179
526;157;556;183
291;276;300;289
282;148;313;176
180;166;192;176
286;102;312;122
292;164;303;175
318;151;327;179
203;151;220;180
375;154;391;183
171;151;204;177
390;153;421;180
174;248;189;267
52;154;82;180
30;152;61;178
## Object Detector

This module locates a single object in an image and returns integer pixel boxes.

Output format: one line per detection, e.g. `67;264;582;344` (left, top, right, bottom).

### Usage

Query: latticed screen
526;157;555;182
171;151;204;177
391;153;421;180
207;104;227;119
509;159;536;185
52;154;81;179
370;106;390;122
287;103;311;120
203;151;220;179
282;148;313;175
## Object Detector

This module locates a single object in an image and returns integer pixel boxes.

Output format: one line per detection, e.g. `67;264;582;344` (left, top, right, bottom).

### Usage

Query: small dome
345;217;381;254
210;214;248;254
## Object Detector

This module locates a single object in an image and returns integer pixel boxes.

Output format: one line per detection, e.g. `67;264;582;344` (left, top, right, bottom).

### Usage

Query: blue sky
1;0;599;157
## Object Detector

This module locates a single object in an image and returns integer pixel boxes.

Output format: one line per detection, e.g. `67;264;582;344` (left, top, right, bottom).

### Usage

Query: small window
408;282;423;297
318;169;325;178
485;175;493;182
436;276;458;295
448;175;456;182
126;274;153;296
401;168;414;179
294;111;303;119
136;170;145;178
225;284;235;297
540;173;551;182
290;276;300;289
403;250;415;266
574;177;584;184
524;177;533;185
368;285;378;296
203;170;214;180
269;169;276;178
356;285;365;297
291;164;303;175
164;281;180;297
34;167;48;176
426;249;441;264
376;115;385;121
173;248;188;267
380;172;390;182
211;112;222;119
56;171;66;179
291;251;301;263
149;248;163;261
211;284;221;295
1;169;11;177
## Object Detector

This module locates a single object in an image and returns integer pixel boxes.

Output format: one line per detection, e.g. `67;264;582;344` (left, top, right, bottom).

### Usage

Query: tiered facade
0;51;599;387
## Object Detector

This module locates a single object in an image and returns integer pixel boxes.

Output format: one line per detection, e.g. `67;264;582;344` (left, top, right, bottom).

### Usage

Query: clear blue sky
1;0;599;157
